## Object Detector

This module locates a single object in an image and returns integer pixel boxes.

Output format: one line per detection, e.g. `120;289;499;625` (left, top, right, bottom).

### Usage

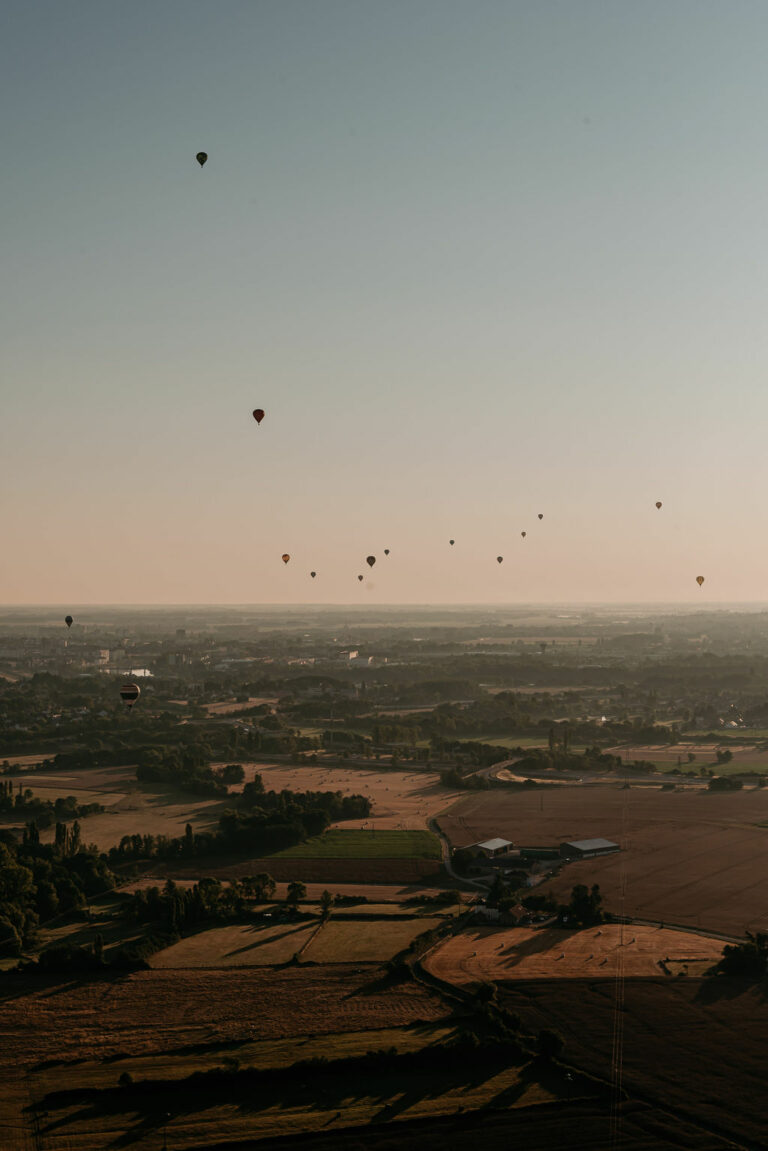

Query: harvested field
440;785;768;935
303;917;446;963
497;978;768;1149
424;924;724;984
0;966;448;1071
150;922;319;967
163;857;443;884
220;763;463;829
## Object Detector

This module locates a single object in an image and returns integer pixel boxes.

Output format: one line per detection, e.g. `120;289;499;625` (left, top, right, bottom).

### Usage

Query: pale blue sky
4;1;768;603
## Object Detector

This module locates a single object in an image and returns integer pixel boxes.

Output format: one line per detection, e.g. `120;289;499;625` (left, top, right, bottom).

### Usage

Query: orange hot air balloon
196;152;208;167
120;682;140;710
696;576;705;587
282;554;290;564
64;615;73;628
497;556;503;564
655;501;662;509
366;555;376;568
253;409;265;424
357;574;364;581
538;514;543;520
521;532;526;539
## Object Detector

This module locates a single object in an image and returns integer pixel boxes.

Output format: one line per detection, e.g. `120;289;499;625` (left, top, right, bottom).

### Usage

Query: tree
537;1028;563;1061
715;749;733;765
320;890;334;920
286;881;306;910
220;764;245;784
566;884;603;927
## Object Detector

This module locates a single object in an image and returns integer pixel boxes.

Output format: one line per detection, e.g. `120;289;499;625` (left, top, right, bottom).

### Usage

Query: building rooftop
475;837;514;852
563;838;619;852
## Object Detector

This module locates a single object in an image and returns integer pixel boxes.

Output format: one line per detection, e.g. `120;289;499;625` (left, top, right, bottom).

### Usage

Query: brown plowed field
424;925;724;984
0;966;448;1071
440;786;768;935
497;977;768;1148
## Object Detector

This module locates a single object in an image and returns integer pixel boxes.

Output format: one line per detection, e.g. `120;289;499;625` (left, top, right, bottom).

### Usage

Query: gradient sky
4;1;768;604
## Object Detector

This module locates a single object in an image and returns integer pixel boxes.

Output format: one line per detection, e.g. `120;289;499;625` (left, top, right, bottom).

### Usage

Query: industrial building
471;837;514;859
559;838;619;859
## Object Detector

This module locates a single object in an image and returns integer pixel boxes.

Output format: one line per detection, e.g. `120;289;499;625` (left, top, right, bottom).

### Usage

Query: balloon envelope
696;576;705;586
366;555;376;567
282;554;290;564
384;549;390;556
120;682;140;708
196;152;208;167
521;532;526;538
253;409;265;424
310;571;316;578
449;539;455;546
497;556;503;564
538;514;543;520
358;574;364;581
64;615;73;628
656;501;662;509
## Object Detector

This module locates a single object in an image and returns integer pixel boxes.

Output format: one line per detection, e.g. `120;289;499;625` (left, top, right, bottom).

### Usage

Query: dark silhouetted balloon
449;539;455;546
497;556;503;564
366;555;376;568
384;549;390;556
538;514;544;520
521;532;526;538
358;574;364;581
196;152;208;167
64;615;73;628
656;501;662;509
120;682;140;709
310;571;316;578
282;554;290;564
253;409;265;424
696;576;705;587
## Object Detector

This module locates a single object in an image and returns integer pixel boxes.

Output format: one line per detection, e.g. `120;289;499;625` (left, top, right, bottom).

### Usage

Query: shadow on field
693;976;768;1005
34;1051;550;1148
495;929;571;969
223;922;312;958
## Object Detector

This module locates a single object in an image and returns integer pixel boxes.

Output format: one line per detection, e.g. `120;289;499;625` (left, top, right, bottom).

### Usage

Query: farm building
471;837;514;859
559;838;619;859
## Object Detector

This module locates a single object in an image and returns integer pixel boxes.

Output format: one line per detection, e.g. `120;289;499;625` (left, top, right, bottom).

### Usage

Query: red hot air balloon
64;615;73;628
366;555;376;568
196;152;208;167
120;682;140;710
282;554;290;564
253;409;265;425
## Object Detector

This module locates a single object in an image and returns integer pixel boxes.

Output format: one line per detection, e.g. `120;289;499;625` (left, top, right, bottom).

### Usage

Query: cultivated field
150;921;320;967
424;924;724;984
302;917;446;963
223;763;464;829
270;828;441;859
440;785;768;935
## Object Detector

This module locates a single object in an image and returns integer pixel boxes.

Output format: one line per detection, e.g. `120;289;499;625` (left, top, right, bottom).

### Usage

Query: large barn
559;838;619;859
471;837;514;859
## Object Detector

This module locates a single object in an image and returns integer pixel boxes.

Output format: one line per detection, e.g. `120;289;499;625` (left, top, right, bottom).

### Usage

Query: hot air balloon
366;556;376;568
253;409;265;424
357;574;364;582
64;615;73;628
310;571;316;579
282;554;290;564
196;152;208;167
384;549;390;556
497;556;503;564
449;539;455;546
538;514;544;520
521;532;526;539
120;682;140;709
696;576;705;587
656;501;662;510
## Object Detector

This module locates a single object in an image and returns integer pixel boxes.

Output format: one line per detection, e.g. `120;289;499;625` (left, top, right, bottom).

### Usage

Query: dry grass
424;924;724;984
304;918;446;963
150;922;319;968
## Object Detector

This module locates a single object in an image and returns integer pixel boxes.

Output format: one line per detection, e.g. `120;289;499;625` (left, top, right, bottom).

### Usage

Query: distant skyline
5;2;768;604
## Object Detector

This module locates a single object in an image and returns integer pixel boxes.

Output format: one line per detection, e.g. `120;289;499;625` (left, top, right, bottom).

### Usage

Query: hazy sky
4;1;768;604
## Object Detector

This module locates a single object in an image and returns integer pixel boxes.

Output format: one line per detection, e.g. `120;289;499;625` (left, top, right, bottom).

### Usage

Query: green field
269;829;442;860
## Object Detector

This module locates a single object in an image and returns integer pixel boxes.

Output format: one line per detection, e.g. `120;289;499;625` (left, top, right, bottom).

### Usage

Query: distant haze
3;2;767;604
